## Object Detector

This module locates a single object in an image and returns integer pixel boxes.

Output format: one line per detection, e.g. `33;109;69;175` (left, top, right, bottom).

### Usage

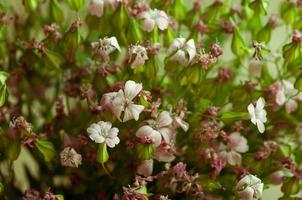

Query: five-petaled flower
87;121;120;148
236;174;264;200
275;80;302;113
60;147;82;168
138;9;169;32
167;38;196;65
136;111;173;147
248;97;267;133
219;132;249;166
101;80;145;122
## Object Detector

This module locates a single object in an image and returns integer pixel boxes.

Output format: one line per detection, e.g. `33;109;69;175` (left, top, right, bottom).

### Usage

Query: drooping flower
137;159;153;177
136;111;173;147
87;121;120;148
236;174;264;200
138;9;169;32
248;97;267;133
128;45;149;69
101;80;145;122
60;147;82;168
91;36;120;61
167;38;196;65
89;0;104;17
275;80;302;113
218;132;249;165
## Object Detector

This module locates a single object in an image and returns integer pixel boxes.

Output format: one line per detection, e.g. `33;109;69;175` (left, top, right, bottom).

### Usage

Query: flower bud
231;27;246;57
136;144;154;160
281;177;300;196
280;1;297;25
66;0;85;11
126;19;143;45
170;0;187;22
112;4;128;31
97;143;109;164
249;0;268;16
50;0;64;23
23;0;39;12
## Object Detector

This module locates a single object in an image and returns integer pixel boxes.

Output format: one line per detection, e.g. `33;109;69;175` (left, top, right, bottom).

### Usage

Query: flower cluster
1;0;302;200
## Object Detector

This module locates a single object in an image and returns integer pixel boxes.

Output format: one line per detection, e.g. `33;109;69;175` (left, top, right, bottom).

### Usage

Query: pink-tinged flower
138;9;169;32
101;80;145;122
136;111;173;147
275;80;302;113
137;159;153;177
91;36;120;61
236;174;263;200
60;147;82;168
248;97;267;133
167;38;196;65
154;143;176;162
218;132;249;166
87;121;120;148
269;170;284;185
128;45;149;69
89;0;104;17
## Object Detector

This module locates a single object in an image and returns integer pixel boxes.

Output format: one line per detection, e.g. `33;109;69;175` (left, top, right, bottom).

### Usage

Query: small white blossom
248;97;267;133
91;36;120;61
138;9;169;32
167;38;196;65
275;80;302;113
87;121;120;148
219;132;249;166
136;111;173;147
89;0;105;17
128;45;149;69
101;80;145;122
236;174;264;200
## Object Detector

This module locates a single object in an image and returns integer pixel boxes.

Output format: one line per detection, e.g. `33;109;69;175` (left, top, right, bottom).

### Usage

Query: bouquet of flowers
1;0;302;199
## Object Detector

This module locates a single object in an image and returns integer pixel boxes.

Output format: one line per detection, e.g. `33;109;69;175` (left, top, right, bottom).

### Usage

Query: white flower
87;121;120;148
89;0;105;17
275;80;302;113
218;132;249;166
128;45;149;69
91;36;120;61
137;159;153;177
248;97;267;133
138;9;169;32
60;147;82;168
236;174;264;200
101;80;145;122
136;111;173;147
167;38;196;65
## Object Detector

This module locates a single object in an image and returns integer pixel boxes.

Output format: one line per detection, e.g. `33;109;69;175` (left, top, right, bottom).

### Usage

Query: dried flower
60;147;82;168
128;45;149;69
89;0;104;17
91;36;120;61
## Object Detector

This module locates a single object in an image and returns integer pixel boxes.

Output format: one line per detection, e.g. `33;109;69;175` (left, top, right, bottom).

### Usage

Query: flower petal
123;103;144;122
124;80;143;101
157;111;173;127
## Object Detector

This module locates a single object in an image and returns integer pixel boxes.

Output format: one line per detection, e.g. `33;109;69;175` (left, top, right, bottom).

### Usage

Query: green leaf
249;0;268;15
0;71;9;85
50;0;64;23
295;73;302;91
66;0;85;11
220;112;250;124
35;139;55;162
55;194;64;200
231;28;246;57
44;49;64;69
6;140;21;161
0;84;7;107
97;143;109;164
